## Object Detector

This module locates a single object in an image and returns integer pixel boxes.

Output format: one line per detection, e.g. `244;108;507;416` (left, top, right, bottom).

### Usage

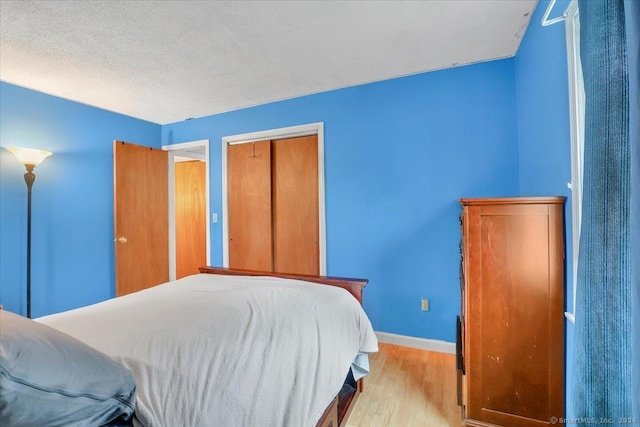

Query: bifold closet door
272;135;319;275
227;140;273;271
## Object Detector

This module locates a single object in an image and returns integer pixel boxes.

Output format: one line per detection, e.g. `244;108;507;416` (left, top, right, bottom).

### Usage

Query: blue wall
0;82;160;317
162;59;520;342
514;0;574;419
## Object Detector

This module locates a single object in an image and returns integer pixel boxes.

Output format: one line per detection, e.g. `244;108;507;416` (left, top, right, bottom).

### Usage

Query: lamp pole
24;164;35;319
7;147;52;318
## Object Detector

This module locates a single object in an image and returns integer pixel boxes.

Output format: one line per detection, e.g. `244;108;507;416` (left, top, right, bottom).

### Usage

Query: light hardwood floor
346;343;463;427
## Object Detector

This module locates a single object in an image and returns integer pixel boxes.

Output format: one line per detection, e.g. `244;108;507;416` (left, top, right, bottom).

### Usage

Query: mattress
38;273;378;427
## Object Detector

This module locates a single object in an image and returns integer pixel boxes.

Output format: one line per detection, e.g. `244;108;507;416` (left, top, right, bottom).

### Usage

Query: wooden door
227;141;273;271
114;141;169;296
272;135;319;275
175;160;206;279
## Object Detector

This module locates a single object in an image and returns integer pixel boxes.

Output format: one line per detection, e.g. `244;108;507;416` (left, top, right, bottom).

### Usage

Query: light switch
212;213;218;223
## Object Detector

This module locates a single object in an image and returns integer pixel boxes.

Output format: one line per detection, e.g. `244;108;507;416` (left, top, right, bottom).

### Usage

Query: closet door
272;135;319;275
227;141;273;271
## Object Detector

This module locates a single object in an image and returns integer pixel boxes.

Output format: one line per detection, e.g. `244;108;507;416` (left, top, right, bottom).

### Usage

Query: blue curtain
623;0;639;420
573;0;636;424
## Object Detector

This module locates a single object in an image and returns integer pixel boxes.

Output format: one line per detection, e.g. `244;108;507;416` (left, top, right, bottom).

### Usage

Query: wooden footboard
198;266;369;426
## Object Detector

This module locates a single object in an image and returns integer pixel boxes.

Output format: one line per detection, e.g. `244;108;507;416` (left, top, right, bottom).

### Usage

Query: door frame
221;122;326;275
162;139;211;281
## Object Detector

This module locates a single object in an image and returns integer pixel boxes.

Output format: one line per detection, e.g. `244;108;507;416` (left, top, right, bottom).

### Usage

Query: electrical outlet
421;298;429;312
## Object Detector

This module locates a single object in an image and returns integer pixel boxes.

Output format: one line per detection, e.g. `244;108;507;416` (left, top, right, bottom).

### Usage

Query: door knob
115;237;128;243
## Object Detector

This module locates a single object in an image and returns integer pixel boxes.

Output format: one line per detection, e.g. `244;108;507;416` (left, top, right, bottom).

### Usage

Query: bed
0;267;378;427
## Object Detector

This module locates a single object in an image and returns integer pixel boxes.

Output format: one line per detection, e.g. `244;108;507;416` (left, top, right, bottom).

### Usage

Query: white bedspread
37;274;378;427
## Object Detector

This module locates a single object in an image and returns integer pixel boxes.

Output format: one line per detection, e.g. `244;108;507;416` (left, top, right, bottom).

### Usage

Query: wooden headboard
198;267;368;305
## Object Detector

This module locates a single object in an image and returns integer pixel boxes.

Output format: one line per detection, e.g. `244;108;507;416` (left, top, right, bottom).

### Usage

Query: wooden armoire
457;197;565;427
227;135;319;275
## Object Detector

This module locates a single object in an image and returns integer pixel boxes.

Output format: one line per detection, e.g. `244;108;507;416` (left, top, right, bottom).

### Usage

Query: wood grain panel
479;213;550;421
227;141;273;271
114;141;169;296
272;135;319;275
175;161;206;279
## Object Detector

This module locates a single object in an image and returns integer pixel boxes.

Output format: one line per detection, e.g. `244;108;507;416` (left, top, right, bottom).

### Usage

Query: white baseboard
375;331;456;354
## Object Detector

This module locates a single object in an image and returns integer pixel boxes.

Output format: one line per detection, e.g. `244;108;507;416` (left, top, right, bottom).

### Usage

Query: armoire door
226;135;319;275
175;160;206;279
460;197;565;427
114;140;169;296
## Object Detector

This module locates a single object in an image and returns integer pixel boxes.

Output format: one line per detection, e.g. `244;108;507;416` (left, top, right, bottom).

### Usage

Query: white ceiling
0;0;537;125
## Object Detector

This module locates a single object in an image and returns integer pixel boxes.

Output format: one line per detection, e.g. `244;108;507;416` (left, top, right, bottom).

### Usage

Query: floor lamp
7;147;52;318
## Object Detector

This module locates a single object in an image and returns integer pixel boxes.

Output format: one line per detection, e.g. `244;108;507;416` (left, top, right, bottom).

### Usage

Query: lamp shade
7;147;52;166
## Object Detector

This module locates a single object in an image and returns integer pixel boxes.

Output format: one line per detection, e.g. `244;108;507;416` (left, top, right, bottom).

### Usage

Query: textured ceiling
0;0;537;124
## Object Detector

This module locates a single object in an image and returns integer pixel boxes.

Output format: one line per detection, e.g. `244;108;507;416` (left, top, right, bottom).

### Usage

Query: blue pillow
0;310;136;427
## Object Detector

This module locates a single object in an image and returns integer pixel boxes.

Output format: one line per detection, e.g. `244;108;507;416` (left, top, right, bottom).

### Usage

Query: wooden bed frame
198;267;369;427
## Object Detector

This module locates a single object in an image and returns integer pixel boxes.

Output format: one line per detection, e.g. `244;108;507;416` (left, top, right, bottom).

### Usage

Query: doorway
221;123;326;275
163;140;211;281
